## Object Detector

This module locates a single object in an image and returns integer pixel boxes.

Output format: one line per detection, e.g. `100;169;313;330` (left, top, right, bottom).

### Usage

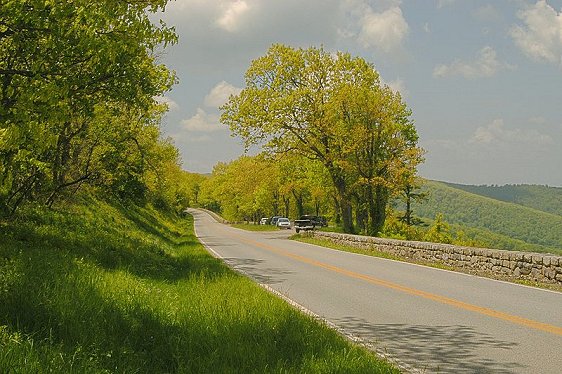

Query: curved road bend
189;209;562;373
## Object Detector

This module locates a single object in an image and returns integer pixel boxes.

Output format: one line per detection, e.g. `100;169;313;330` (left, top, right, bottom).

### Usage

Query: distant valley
403;181;562;255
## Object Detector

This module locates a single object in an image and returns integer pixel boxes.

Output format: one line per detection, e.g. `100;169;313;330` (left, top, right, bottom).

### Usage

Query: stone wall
310;231;562;285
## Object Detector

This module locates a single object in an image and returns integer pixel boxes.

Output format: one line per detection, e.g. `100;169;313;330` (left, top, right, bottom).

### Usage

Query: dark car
300;215;327;227
294;215;327;233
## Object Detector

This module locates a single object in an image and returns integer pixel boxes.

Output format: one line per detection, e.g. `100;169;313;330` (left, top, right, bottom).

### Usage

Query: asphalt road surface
190;209;562;373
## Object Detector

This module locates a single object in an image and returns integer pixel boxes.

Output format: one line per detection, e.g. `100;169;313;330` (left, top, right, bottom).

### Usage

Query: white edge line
189;209;422;374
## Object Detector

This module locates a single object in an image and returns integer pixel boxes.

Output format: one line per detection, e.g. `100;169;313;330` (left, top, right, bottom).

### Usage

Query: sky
153;0;562;187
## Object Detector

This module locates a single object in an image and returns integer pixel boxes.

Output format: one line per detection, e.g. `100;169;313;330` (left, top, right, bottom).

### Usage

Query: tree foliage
221;44;423;233
1;0;181;214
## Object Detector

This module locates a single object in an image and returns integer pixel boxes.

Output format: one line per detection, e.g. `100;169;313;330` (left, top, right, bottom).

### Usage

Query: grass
0;196;398;373
293;235;401;261
231;223;280;232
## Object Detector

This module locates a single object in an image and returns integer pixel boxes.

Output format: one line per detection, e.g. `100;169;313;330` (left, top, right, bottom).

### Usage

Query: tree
198;155;279;222
1;0;177;213
399;177;427;226
221;44;422;234
333;81;424;235
424;213;453;244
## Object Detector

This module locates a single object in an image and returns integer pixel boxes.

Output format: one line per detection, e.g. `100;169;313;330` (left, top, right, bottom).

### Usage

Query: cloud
358;5;409;53
473;4;501;22
433;46;515;78
216;0;250;32
204;81;242;108
185;135;212;143
437;0;456;9
181;108;225;132
510;0;562;66
154;95;179;111
470;119;553;146
381;77;409;97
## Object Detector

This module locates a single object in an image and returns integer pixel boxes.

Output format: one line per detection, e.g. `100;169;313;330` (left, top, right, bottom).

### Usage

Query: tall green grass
0;197;397;373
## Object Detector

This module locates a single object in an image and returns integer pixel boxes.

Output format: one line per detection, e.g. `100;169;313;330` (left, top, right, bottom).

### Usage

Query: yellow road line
226;229;562;337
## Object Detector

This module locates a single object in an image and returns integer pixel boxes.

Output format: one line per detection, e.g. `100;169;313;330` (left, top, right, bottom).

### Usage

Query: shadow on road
223;257;294;285
334;317;524;373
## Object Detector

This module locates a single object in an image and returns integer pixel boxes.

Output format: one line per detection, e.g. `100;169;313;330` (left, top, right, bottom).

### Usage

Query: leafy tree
198;155;279;222
399;176;427;226
1;0;176;213
221;44;422;234
423;213;453;244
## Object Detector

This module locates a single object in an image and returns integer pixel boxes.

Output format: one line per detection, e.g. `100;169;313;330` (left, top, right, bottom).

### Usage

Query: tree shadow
333;316;525;373
1;206;229;284
112;202;184;246
1;239;389;373
222;257;294;285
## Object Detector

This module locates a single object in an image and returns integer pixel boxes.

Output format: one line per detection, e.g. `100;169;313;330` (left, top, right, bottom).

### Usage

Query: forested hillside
409;181;562;254
443;183;562;216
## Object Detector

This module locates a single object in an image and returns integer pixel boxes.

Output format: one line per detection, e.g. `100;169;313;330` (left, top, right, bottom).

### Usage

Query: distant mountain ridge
441;182;562;217
408;180;562;255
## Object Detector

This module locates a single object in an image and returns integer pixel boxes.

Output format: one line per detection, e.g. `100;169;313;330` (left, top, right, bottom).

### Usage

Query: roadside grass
0;197;398;373
293;235;409;263
231;223;280;232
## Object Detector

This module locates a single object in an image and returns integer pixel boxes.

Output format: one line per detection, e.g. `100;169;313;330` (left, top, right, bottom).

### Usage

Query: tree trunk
355;199;367;234
332;194;341;225
272;191;280;216
332;174;354;233
282;195;290;218
368;185;388;236
292;190;304;218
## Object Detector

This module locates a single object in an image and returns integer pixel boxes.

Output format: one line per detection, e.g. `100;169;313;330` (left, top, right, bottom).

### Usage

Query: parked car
270;216;281;225
259;217;270;225
294;215;327;232
294;218;314;233
300;215;327;227
276;217;291;229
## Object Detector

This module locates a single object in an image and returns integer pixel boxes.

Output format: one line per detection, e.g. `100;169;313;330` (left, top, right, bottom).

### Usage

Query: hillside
442;182;562;216
407;180;562;255
0;197;393;372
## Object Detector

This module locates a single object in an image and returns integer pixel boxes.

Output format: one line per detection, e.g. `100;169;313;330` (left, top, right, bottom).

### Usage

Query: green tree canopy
1;0;177;213
221;44;423;234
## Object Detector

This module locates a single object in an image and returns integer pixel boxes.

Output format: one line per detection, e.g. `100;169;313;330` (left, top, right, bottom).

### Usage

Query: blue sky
155;0;562;186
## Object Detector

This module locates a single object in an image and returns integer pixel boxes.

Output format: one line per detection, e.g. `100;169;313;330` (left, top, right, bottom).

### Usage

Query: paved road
190;209;562;373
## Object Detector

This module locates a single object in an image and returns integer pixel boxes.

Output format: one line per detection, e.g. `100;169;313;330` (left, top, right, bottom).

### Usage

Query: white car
276;217;291;229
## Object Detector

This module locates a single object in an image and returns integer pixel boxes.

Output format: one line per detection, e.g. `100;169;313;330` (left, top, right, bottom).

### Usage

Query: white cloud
510;0;562;66
154;95;179;111
382;77;409;97
423;22;431;33
216;0;250;32
470;119;553;146
181;108;225;132
204;81;242;108
473;4;501;22
186;135;212;143
437;0;456;9
529;116;547;125
433;46;515;78
358;5;409;53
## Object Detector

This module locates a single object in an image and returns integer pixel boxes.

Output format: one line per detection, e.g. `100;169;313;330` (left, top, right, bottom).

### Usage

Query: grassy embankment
0;196;397;373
